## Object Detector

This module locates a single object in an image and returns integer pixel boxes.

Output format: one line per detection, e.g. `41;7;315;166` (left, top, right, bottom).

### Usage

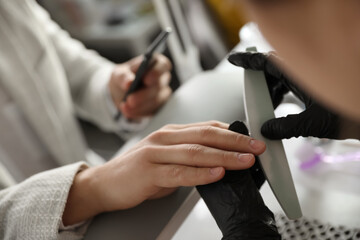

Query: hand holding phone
122;28;172;102
114;28;172;121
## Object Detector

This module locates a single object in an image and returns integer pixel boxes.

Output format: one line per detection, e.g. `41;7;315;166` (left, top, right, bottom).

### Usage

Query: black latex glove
228;51;342;140
196;121;280;240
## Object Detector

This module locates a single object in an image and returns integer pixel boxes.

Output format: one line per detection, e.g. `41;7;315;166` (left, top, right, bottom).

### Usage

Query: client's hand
108;54;173;119
62;121;266;225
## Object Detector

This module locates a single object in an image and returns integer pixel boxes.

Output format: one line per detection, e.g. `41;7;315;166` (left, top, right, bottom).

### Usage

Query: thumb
261;113;306;140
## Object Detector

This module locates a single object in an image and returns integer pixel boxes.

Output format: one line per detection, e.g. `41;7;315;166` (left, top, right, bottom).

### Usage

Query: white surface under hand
116;70;246;155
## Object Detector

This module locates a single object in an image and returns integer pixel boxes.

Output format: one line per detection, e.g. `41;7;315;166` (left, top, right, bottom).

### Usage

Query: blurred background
36;0;249;159
37;0;247;70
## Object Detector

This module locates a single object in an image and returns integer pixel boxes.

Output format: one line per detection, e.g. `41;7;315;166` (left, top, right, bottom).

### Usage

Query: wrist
62;166;104;226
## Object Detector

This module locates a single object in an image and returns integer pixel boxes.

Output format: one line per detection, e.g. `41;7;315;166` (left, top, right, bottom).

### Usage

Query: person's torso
0;0;88;168
0;83;58;182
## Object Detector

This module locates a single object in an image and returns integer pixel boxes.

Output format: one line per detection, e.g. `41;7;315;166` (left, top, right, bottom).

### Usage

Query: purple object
300;146;360;170
300;152;323;170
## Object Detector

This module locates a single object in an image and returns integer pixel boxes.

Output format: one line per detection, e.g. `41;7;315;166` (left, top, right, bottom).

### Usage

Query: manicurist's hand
62;121;266;225
228;51;344;140
108;54;173;119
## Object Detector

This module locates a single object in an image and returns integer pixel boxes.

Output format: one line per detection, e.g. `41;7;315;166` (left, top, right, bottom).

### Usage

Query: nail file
243;47;302;219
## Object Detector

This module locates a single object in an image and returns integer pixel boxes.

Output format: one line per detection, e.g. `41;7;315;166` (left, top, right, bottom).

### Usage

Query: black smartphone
122;28;172;102
113;28;172;121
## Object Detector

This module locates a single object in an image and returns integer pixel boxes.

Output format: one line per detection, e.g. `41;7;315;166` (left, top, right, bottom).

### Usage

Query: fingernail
250;139;265;150
238;154;253;163
210;167;222;176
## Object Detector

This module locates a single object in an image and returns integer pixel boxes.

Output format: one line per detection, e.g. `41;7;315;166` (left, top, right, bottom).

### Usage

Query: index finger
128;55;144;73
228;51;284;80
148;124;266;156
228;51;268;70
162;121;229;130
143;54;172;86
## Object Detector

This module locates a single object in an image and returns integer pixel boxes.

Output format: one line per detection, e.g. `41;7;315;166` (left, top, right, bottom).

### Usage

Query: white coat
0;0;125;239
0;0;121;168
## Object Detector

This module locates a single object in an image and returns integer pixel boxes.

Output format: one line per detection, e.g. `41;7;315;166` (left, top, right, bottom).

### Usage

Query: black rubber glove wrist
228;51;343;140
196;121;280;240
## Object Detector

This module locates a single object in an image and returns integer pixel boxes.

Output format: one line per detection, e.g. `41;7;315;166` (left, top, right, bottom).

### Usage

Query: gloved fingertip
228;51;267;70
227;52;247;67
261;120;283;140
229;121;249;135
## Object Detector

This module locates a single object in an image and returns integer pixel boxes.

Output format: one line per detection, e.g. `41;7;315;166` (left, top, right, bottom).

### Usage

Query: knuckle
169;166;183;182
220;151;233;163
138;145;155;157
234;133;248;146
161;73;172;86
157;54;173;70
115;70;128;80
129;97;139;106
148;130;169;142
198;126;215;139
163;86;172;96
155;87;172;106
186;144;204;159
165;59;173;71
207;120;223;128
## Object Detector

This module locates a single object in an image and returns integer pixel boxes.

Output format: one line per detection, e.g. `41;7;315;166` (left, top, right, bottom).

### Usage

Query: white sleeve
29;1;152;135
28;0;122;132
0;162;89;240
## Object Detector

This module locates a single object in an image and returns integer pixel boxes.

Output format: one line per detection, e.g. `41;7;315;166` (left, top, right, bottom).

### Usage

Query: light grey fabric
0;0;118;237
0;0;150;168
0;162;88;240
0;0;153;237
0;84;59;182
0;0;118;167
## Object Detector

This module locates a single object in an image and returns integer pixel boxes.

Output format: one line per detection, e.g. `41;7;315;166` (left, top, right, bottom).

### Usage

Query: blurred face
242;0;360;121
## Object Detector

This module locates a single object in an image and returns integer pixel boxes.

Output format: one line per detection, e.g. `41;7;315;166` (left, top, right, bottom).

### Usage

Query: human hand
63;121;266;225
108;54;173;119
197;121;280;240
228;51;341;140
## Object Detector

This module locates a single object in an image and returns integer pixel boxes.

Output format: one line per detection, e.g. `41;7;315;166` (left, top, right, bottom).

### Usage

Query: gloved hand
196;121;280;240
228;51;342;140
